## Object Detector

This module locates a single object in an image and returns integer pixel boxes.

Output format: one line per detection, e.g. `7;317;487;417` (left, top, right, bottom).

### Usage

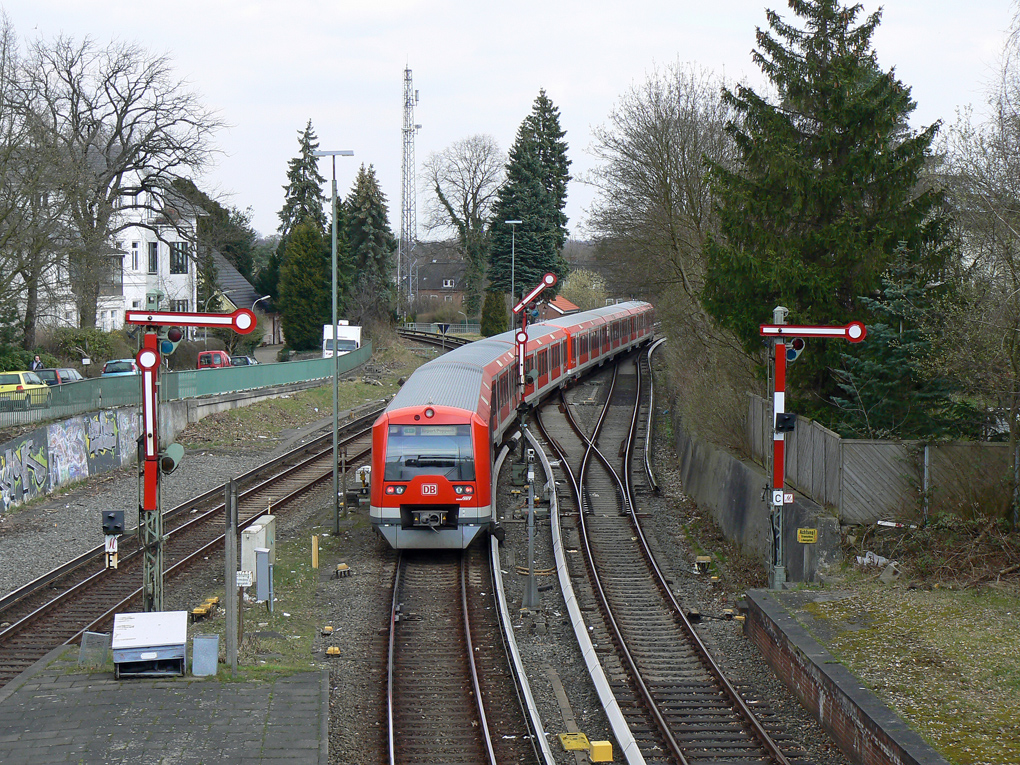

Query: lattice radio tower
398;66;420;312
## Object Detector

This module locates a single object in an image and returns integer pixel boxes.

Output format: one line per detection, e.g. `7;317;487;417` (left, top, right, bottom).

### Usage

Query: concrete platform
0;646;327;764
744;589;950;765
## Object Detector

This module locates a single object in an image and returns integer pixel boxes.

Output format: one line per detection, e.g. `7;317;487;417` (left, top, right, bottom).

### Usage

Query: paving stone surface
0;648;326;764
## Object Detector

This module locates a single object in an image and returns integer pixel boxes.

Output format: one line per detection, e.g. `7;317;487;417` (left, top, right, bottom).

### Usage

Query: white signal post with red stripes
759;308;866;589
511;273;557;612
125;308;256;611
512;273;557;395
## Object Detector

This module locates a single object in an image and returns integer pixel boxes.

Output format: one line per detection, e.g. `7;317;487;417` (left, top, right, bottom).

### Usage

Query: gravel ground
1;374;853;765
0;450;271;598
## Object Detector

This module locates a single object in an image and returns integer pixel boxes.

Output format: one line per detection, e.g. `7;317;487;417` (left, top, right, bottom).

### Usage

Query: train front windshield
384;424;476;481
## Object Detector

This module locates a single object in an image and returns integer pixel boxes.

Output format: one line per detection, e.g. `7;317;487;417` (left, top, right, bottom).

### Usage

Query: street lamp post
505;220;522;300
458;310;467;333
252;295;270;311
313;149;354;534
201;290;237;346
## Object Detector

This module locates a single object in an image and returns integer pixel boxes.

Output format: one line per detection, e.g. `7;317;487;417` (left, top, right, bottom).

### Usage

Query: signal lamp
159;326;185;355
160;442;185;474
786;337;805;363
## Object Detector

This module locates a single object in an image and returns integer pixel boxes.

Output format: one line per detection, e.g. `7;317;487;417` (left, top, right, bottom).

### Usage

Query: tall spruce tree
345;164;396;318
278;120;328;237
262;120;328;304
703;0;952;415
277;219;331;350
489;91;571;300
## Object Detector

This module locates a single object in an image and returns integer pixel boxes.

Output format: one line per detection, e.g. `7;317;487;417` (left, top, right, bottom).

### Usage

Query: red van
197;350;232;369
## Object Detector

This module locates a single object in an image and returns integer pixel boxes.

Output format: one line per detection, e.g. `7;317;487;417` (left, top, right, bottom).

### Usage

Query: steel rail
0;428;372;646
386;552;403;765
530;413;646;765
643;338;667;492
489;443;556;764
559;369;690;765
0;404;383;616
462;556;498;765
626;354;792;765
68;442;373;644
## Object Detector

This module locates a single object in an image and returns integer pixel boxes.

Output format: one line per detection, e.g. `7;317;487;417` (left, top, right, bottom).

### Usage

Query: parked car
102;359;139;377
36;367;85;386
230;355;258;366
0;370;51;410
197;350;232;370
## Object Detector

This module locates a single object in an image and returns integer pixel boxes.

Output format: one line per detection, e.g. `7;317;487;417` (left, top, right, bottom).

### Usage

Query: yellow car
0;370;51;410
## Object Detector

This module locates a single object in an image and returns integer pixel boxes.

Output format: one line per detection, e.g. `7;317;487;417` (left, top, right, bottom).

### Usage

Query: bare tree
587;62;755;449
23;35;223;328
937;8;1020;520
0;17;69;348
421;135;503;315
559;267;608;311
587;62;734;302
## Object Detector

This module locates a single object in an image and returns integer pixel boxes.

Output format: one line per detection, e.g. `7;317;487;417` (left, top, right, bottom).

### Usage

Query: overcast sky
2;1;1015;240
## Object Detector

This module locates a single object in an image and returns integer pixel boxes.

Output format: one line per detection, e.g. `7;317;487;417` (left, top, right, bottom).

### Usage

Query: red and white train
369;300;655;549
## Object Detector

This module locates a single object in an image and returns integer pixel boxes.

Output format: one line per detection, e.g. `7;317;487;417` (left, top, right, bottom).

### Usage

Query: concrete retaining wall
0;377;334;515
744;591;950;765
672;414;840;582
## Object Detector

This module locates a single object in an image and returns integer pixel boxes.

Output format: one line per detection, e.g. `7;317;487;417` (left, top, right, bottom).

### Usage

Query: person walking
30;355;43;371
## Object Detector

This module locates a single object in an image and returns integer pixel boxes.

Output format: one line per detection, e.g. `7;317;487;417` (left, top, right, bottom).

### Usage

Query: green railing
0;343;372;429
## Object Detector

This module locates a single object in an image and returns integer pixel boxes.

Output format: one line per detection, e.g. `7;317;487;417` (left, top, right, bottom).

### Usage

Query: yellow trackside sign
797;528;818;544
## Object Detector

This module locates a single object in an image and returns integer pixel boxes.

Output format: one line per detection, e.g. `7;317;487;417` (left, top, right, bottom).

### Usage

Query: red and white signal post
759;307;866;589
125;308;256;611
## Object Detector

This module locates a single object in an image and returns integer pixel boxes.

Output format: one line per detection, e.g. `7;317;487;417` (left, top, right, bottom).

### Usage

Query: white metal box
111;611;188;678
241;524;266;577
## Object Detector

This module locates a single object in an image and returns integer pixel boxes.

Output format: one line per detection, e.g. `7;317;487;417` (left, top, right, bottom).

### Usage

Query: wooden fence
748;395;1011;524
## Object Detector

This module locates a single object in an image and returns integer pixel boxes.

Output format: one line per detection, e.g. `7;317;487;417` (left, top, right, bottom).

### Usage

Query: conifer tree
278;120;328;238
277;220;331;350
703;0;952;413
489;91;571;299
832;250;982;440
480;290;508;337
345;164;396;318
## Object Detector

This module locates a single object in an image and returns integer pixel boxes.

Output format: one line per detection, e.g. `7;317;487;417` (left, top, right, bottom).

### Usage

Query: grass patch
190;531;331;681
804;582;1020;765
179;337;431;450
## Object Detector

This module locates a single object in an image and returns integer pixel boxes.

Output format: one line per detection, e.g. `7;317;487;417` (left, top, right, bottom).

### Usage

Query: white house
38;190;200;334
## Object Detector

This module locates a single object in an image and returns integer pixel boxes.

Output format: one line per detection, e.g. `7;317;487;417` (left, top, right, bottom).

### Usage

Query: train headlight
385;485;407;495
454;485;474;495
424;407;435;418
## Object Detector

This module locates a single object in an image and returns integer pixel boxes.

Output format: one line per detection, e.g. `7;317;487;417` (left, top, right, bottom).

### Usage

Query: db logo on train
422;484;438;495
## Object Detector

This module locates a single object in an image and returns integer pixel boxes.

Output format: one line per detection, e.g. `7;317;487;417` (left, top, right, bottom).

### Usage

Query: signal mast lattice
398;66;421;311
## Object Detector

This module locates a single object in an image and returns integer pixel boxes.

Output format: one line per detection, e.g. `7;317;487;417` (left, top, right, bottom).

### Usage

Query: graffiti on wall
0;430;50;513
47;419;89;491
84;410;120;475
117;408;140;467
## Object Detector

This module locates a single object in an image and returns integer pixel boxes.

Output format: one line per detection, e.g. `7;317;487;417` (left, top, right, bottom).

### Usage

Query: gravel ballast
0;377;852;765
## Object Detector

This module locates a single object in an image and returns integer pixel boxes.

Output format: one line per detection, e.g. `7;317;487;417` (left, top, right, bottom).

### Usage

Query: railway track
386;545;542;765
396;327;472;351
536;350;809;765
0;405;383;688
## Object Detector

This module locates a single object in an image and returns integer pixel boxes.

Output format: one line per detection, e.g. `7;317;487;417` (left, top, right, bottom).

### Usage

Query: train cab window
384;424;476;481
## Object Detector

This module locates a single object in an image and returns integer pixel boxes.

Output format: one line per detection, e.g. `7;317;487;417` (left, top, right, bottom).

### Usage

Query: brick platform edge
744;590;950;765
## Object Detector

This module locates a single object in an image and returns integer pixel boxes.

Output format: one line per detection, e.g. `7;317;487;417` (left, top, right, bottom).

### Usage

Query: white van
322;322;362;358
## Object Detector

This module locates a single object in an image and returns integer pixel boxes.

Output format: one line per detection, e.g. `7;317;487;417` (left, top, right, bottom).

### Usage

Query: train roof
535;300;650;329
386;360;490;412
385;302;650;415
